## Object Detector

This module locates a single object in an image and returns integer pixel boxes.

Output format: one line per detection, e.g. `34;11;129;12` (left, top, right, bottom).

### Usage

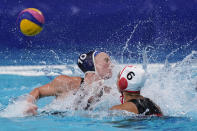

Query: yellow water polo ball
18;8;45;36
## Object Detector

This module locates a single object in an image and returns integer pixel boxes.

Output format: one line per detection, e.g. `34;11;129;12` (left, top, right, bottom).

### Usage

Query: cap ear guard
118;77;128;91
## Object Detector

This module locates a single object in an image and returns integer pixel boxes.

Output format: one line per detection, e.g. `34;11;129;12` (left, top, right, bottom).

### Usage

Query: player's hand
24;103;38;115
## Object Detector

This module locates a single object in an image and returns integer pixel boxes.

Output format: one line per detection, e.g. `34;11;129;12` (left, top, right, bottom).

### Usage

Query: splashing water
142;51;197;117
0;95;37;117
121;22;141;63
0;49;196;119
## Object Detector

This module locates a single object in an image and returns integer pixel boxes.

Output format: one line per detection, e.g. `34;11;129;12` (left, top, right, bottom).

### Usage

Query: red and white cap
118;65;146;93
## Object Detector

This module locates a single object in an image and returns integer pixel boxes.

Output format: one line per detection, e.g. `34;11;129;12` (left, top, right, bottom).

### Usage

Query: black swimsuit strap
80;77;84;85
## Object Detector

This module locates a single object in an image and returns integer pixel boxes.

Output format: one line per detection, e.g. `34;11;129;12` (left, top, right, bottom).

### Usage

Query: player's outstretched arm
25;75;73;115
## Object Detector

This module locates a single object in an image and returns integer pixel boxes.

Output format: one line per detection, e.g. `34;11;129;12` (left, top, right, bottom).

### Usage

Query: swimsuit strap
80;77;84;85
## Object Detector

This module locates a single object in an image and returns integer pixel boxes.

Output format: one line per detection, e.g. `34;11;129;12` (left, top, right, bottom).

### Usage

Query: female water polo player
110;65;163;116
25;51;113;115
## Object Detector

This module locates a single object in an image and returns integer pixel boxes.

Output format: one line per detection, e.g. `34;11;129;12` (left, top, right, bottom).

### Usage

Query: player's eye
104;57;109;63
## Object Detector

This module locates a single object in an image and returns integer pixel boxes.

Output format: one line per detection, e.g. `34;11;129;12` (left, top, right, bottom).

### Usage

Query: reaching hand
24;103;38;116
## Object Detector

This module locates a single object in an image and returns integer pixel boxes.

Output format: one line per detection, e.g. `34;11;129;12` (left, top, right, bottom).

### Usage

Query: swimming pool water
0;0;196;130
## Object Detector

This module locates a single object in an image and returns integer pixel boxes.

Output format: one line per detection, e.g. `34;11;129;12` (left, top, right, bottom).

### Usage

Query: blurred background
0;0;196;65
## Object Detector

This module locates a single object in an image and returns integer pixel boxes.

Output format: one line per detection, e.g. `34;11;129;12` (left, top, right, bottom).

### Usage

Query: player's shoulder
55;75;81;82
110;102;138;113
52;75;83;91
110;104;122;110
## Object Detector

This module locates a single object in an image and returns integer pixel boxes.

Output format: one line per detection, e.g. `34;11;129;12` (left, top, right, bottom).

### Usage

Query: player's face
95;52;113;79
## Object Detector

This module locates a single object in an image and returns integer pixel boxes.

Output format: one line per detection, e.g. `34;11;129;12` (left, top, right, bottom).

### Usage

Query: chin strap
126;90;140;94
120;92;124;104
120;91;141;104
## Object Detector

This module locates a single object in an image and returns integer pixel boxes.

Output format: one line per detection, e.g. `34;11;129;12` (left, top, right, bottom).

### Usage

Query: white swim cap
118;65;146;92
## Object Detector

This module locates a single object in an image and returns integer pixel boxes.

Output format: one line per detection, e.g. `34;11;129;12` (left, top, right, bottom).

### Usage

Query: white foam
1;63;194;77
0;95;36;118
0;103;2;109
0;65;74;76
